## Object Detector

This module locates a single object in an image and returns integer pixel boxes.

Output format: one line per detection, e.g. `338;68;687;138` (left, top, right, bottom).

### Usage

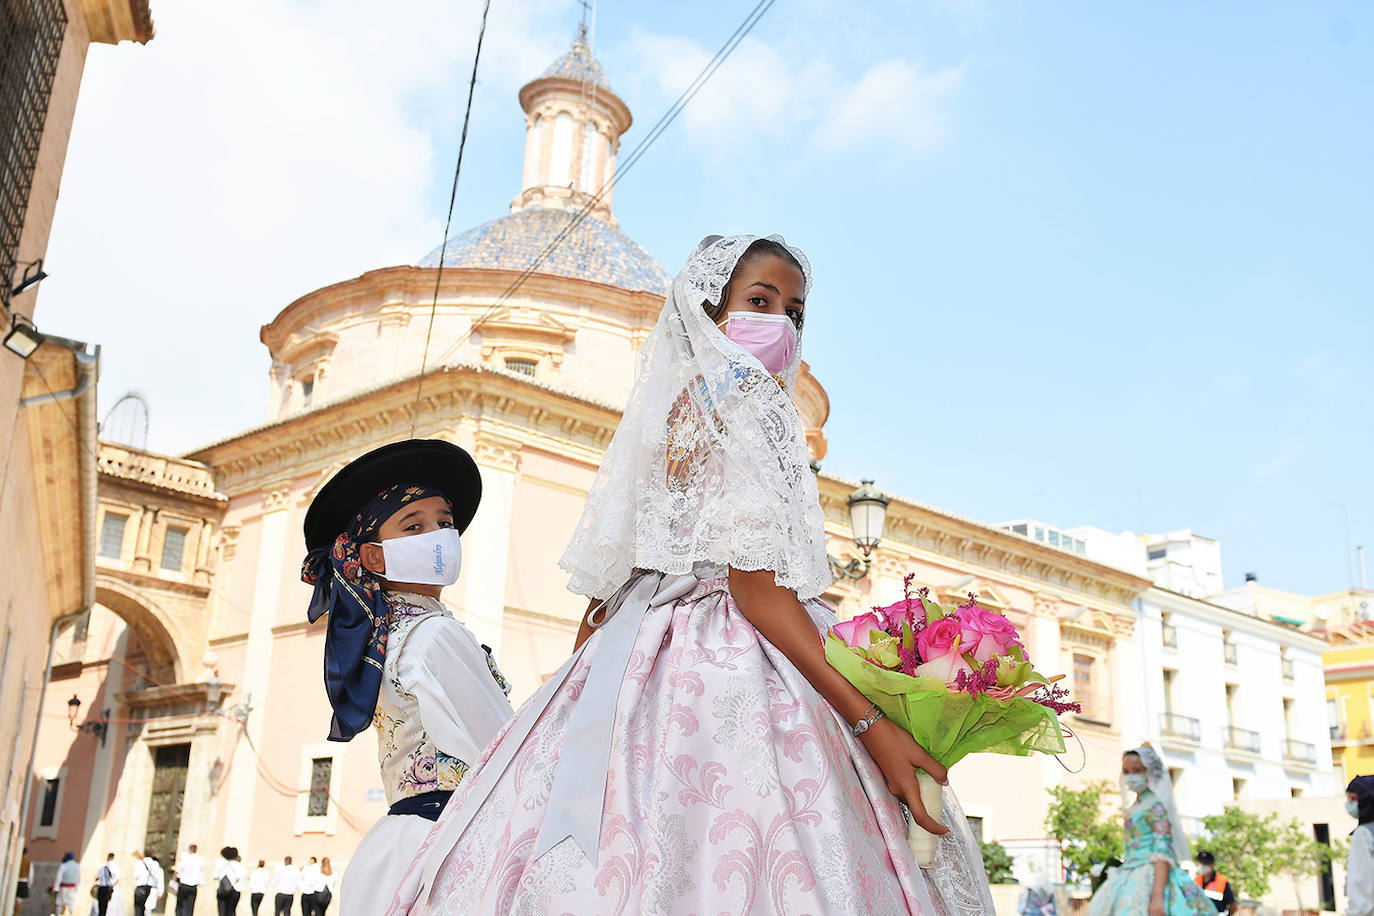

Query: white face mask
372;528;462;586
1348;800;1362;818
1124;773;1149;794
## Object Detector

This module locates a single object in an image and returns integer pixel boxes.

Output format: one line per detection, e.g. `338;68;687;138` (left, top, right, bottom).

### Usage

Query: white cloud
817;58;967;154
622;29;965;164
39;0;568;452
624;32;823;144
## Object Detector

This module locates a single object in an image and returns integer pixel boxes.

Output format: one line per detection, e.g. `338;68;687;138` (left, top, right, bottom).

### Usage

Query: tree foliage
1044;781;1123;883
1272;816;1344;911
1198;806;1280;898
1198;806;1343;903
980;840;1017;884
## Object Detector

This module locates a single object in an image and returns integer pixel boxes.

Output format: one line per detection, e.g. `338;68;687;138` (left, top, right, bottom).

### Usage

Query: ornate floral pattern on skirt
388;577;990;915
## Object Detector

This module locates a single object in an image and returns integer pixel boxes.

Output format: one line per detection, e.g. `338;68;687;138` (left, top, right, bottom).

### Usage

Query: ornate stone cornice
261;480;294;512
258;266;662;363
817;474;1152;608
186;364;621;497
98;442;228;506
473;429;522;473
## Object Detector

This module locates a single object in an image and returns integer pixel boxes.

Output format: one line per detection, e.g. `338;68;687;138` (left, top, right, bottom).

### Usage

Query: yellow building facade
1324;627;1374;784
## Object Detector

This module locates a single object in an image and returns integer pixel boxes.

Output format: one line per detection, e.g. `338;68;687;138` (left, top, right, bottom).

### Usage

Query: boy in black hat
301;439;513;915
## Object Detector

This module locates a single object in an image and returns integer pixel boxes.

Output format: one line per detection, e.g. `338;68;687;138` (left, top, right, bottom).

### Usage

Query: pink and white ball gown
385;235;993;915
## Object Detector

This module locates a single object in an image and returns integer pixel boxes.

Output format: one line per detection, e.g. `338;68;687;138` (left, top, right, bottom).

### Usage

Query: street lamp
11;259;48;298
66;695;108;746
3;313;44;359
829;479;891;582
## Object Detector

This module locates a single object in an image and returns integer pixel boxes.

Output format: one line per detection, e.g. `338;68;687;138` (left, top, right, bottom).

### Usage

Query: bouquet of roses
826;575;1078;866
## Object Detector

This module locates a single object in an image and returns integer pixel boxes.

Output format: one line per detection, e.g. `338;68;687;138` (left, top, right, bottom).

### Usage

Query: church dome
418;207;670;293
539;35;611;91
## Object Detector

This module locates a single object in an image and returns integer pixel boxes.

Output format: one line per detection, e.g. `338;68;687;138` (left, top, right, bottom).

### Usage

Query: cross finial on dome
577;0;592;44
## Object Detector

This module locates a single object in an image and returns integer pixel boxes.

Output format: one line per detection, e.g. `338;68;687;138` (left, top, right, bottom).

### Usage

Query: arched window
580;123;600;191
550;112;574;187
523;114;542;188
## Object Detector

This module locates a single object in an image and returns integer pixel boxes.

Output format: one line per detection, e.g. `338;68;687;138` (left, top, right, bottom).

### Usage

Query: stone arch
93;577;183;686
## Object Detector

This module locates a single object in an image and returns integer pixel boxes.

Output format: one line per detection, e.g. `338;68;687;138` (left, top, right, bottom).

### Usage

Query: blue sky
40;0;1372;595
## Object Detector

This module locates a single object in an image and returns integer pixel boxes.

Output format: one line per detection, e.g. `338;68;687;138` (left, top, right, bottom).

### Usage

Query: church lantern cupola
512;30;632;225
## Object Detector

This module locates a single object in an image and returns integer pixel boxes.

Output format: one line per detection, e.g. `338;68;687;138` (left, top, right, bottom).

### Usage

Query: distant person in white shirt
94;853;120;916
131;850;163;916
316;859;334;914
211;846;246;916
298;858;322;916
272;857;300;916
247;860;269;916
51;852;80;916
172;844;203;916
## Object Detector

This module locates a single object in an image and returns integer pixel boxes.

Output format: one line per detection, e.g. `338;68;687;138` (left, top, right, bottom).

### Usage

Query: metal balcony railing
1160;713;1201;742
1224;726;1261;754
1283;739;1317;764
1161;624;1177;648
1223;641;1238;664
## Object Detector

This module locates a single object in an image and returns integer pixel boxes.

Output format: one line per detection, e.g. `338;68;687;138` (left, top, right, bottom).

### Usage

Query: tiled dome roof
539;36;611;91
418;208;670;294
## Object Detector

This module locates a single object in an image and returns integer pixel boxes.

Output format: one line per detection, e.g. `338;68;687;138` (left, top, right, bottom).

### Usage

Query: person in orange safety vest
1193;851;1237;914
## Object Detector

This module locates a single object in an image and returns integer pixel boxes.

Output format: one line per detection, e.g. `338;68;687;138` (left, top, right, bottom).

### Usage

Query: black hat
303;439;481;551
1194;850;1214;864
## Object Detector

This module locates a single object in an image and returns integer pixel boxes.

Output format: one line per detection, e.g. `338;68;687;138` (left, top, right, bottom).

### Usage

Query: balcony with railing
1330;723;1370;747
1223;641;1238;664
1160;713;1201;742
1283;739;1317;765
1223;726;1261;755
1161;624;1177;649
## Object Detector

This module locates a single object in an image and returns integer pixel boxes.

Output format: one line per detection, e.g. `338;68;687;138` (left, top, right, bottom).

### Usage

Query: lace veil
1124;744;1192;864
559;234;831;600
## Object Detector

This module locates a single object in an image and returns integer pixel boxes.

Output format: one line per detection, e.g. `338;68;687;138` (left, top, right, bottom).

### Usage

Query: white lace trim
560;235;831;600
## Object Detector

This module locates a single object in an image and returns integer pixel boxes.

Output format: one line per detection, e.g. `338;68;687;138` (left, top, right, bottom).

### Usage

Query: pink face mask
716;313;797;374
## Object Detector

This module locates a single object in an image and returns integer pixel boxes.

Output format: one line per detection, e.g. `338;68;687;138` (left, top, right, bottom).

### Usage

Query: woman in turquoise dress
1087;745;1211;916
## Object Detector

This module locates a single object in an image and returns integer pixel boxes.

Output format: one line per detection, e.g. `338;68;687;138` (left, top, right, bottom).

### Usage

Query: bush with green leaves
1044;780;1124;884
980;840;1017;884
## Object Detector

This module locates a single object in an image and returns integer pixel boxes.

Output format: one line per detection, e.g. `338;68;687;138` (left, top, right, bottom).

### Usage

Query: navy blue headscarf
301;483;449;741
1350;775;1374;825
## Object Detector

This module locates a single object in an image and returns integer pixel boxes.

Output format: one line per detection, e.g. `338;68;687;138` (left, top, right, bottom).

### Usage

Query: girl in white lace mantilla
386;235;993;915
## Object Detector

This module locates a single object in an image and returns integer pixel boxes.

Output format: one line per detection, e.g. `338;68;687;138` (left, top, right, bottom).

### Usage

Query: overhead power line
410;0;495;436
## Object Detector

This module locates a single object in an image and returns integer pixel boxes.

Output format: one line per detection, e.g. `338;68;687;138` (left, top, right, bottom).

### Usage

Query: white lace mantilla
560;235;831;600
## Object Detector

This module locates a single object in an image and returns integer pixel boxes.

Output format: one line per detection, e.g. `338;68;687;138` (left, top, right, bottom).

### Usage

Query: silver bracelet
852;703;885;737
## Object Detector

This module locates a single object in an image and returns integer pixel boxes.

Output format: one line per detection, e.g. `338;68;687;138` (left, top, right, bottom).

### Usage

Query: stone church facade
22;35;1150;910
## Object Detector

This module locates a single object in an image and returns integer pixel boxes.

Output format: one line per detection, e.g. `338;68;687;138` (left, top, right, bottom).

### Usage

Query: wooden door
142;744;189;913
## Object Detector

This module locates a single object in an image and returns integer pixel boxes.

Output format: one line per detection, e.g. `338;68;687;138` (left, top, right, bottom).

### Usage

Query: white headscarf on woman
559;234;831;600
1124;744;1192;864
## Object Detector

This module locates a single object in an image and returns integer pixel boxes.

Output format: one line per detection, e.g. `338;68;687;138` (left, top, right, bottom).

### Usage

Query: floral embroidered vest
371;593;469;805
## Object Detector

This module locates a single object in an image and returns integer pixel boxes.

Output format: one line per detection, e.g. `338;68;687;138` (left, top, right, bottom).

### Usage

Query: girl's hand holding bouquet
827;575;1079;866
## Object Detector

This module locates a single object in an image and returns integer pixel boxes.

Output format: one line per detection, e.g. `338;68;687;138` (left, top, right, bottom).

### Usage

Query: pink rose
875;597;924;630
954;605;1022;664
914;617;974;682
833;612;887;649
